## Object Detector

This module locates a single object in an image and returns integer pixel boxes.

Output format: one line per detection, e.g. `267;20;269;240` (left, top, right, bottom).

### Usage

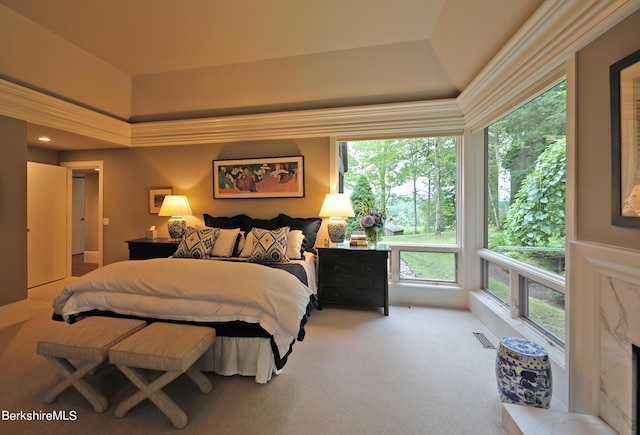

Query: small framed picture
148;187;172;214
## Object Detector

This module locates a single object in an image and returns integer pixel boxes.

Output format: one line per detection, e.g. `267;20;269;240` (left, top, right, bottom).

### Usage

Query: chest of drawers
126;238;180;260
317;247;389;316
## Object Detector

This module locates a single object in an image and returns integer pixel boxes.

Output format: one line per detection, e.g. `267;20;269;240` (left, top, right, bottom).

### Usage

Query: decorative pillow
285;230;305;260
242;216;280;233
234;232;246;256
241;229;300;258
248;227;290;263
211;228;241;257
239;231;255;257
173;227;219;259
277;214;322;252
203;214;245;229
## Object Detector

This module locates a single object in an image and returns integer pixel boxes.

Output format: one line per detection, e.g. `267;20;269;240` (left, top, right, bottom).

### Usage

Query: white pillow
285;230;304;260
211;228;241;257
240;231;255;257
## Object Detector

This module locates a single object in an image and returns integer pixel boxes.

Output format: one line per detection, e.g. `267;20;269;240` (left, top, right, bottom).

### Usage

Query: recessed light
38;137;51;142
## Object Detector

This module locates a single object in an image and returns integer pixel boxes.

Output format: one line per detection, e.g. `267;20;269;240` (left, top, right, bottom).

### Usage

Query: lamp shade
319;194;354;245
158;195;192;217
158;195;192;239
318;194;355;218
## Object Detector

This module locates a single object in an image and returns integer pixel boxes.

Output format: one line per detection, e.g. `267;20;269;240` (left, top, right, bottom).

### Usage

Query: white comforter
53;258;314;358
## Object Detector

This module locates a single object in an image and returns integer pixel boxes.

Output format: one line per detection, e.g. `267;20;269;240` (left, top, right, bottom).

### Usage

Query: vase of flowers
359;201;386;249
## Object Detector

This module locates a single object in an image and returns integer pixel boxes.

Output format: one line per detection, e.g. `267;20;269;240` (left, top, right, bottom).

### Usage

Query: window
483;80;566;345
342;137;459;284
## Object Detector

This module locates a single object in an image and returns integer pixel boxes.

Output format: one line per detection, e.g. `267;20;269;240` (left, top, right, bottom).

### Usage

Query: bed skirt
197;336;281;384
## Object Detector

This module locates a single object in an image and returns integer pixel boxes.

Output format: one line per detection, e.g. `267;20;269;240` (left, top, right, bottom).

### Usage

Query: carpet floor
0;279;506;434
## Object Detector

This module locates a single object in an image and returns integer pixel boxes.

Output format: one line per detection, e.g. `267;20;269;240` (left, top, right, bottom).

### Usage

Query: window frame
480;78;568;347
337;136;463;287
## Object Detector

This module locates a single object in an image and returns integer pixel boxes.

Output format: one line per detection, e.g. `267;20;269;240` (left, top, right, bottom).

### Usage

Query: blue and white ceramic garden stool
496;336;552;409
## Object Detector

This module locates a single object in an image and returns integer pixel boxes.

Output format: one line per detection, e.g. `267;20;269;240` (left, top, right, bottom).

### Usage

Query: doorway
71;174;99;276
27;162;67;288
62;161;104;275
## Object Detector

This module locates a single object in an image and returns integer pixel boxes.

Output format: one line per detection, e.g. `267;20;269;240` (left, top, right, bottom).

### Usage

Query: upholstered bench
37;316;147;412
108;322;216;429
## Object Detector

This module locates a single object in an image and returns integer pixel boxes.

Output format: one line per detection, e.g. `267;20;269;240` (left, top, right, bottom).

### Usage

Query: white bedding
53;257;315;361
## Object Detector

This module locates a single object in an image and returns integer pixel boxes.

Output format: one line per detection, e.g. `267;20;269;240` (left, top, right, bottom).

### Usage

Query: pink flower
360;215;376;228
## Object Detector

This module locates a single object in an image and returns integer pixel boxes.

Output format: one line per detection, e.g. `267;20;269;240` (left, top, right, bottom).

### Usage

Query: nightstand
125;238;180;260
317;247;389;316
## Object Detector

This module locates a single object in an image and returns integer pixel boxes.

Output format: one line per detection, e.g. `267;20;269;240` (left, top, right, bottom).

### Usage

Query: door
27;162;68;288
72;176;86;255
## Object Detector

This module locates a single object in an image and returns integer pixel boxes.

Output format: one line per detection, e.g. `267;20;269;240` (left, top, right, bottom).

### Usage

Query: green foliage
493;82;566;202
503;139;566;247
347;175;376;235
345;137;458;235
487;81;566;229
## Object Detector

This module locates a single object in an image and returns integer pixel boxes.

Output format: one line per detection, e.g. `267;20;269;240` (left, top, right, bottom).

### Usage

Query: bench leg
42;356;108;413
186;366;212;393
114;365;188;429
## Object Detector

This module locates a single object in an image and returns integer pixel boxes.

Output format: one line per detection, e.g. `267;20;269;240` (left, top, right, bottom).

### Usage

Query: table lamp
158;195;192;239
319;193;355;246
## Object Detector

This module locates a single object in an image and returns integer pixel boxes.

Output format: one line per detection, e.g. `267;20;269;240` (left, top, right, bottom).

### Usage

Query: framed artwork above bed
213;156;304;199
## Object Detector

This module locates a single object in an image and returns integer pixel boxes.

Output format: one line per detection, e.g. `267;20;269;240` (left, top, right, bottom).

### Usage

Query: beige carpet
0;279;506;434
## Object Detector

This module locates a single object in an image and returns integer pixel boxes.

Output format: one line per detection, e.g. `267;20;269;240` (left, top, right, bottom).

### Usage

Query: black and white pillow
173;227;219;259
248;227;290;263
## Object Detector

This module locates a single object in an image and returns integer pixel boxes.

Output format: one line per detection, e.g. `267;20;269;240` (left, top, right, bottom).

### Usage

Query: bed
52;213;322;383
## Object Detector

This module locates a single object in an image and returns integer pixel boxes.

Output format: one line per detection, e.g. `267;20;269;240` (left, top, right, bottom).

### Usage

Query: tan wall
0;5;131;119
84;172;100;252
27;147;60;165
577;10;640;248
130;40;451;121
0;116;27;305
61;137;330;264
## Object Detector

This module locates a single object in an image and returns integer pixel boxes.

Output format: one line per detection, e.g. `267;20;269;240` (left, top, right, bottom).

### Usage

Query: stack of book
349;233;367;247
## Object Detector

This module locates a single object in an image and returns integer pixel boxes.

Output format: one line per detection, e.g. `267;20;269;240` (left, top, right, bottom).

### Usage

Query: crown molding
458;0;640;132
0;78;130;146
130;100;464;146
0;74;463;147
2;0;637;148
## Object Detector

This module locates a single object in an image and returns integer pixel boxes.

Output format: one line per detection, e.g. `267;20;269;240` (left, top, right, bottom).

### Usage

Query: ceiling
0;0;544;149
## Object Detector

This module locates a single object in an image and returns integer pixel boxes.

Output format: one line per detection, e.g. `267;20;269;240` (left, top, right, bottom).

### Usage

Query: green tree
344;137;458;236
346;139;404;211
418;136;457;234
488;81;566;227
503;138;566;247
395;138;431;233
347;175;376;235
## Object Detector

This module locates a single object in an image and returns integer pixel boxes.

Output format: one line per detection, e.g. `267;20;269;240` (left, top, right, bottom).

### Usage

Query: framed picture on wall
611;48;640;227
148;187;172;213
212;156;305;199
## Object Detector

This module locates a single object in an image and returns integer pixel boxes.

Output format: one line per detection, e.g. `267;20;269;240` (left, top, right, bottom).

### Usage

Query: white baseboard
389;282;467;309
84;250;100;264
0;299;29;329
469;290;568;408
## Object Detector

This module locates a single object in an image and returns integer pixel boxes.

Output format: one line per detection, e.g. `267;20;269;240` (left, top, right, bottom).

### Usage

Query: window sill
469;289;565;369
